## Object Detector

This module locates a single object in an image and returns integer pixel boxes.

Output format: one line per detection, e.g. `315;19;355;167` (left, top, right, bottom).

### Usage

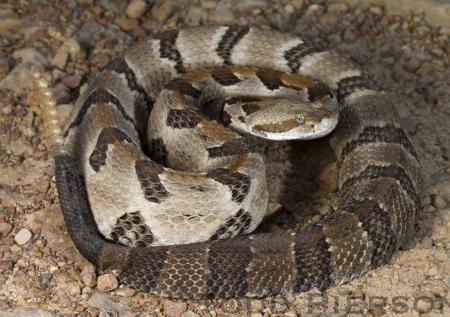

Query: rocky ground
1;0;449;316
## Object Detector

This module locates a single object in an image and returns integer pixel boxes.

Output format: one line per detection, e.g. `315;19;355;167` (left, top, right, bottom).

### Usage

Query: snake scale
41;25;422;299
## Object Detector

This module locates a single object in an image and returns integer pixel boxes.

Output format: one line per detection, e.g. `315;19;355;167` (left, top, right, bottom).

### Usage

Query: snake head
225;95;339;141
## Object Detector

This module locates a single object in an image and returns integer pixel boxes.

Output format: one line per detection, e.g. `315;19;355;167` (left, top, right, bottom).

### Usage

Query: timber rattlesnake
34;25;421;299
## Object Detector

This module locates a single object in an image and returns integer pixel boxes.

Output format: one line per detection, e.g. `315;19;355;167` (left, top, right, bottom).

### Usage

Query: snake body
53;25;421;298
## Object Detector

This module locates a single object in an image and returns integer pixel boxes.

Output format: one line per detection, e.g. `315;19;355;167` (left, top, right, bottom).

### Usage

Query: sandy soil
0;0;449;316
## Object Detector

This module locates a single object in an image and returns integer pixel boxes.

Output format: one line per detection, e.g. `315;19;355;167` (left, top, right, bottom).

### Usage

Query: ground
0;0;449;316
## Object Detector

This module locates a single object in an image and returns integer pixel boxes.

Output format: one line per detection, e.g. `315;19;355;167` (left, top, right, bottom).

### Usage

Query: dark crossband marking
119;246;169;293
156;29;185;73
341;124;418;160
206;238;252;298
216;26;250;65
207;169;250;203
166;109;202;129
148;138;168;165
256;68;284;90
211;68;241;86
210;209;252;240
341;164;419;207
207;139;255;158
201;98;231;126
89;127;137;172
293;224;333;292
135;159;170;203
343;199;396;267
65;89;136;137
102;58;154;136
337;74;378;101
284;41;325;73
165;78;201;98
110;211;154;247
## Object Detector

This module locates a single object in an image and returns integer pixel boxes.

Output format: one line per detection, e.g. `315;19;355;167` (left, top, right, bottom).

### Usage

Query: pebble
432;194;447;209
328;3;349;15
81;263;97;287
97;273;118;292
51;46;69;69
14;228;32;245
250;299;263;311
52;83;72;104
62;74;82;89
0;222;13;238
152;1;173;23
126;0;148;18
117;18;139;31
164;300;187;317
114;287;136;297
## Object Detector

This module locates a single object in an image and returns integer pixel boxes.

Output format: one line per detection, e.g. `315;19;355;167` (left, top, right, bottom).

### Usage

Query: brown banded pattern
207;169;251;203
216;25;250;65
135;159;170;203
89;127;137;172
102;58;154;136
156;29;185;73
65;89;136;136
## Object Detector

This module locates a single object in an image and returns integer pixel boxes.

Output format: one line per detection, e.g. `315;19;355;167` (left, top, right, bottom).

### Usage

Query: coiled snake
34;25;421;299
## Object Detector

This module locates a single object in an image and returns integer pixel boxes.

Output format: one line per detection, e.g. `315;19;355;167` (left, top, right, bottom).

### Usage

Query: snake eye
296;115;305;123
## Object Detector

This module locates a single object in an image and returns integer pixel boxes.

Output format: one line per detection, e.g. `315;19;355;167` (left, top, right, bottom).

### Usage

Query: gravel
0;0;449;315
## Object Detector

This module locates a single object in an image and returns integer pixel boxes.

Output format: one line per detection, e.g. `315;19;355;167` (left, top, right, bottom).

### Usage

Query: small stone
126;0;148;18
369;6;383;16
432;195;447;209
81;263;96;287
292;0;303;10
2;104;13;115
0;222;13;238
250;314;262;317
114;287;136;297
250;299;263;311
117;18;139;31
10;244;22;255
152;1;173;23
0;260;13;273
328;3;349;15
52;83;72;104
51;46;69;69
63;74;82;89
315;162;338;192
164;300;187;317
181;312;199;317
97;273;118;292
14;228;32;245
415;297;433;314
65;38;84;60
